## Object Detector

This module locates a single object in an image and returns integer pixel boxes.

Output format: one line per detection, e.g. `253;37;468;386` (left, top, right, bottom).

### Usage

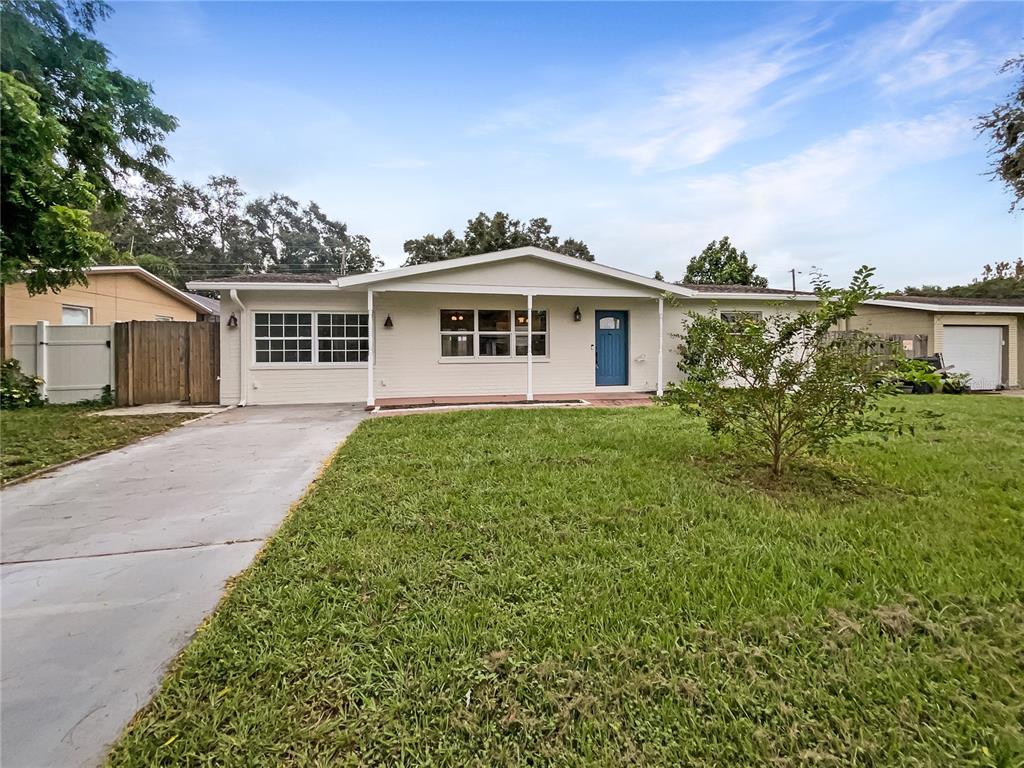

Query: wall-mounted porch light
226;313;239;328
573;306;582;322
383;314;394;329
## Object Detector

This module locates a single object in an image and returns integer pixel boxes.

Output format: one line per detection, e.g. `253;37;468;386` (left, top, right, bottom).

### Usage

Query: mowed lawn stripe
107;397;1024;767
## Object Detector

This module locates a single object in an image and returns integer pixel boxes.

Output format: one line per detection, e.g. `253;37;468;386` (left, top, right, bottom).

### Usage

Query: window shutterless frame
61;304;92;325
251;310;370;367
438;308;548;360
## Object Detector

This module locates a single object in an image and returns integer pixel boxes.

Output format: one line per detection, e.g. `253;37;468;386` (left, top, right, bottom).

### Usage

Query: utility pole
789;268;800;292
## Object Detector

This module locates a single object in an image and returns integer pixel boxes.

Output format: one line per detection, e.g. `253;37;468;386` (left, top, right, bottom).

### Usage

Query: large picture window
254;311;368;365
440;309;547;358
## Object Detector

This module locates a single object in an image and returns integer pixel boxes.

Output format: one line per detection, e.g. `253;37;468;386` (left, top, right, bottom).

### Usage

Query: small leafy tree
683;236;768;286
665;266;903;476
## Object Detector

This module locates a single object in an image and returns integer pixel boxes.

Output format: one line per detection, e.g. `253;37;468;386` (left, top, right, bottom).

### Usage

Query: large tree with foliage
978;54;1024;211
1;0;176;305
1;0;177;208
403;211;594;266
665;266;904;476
98;177;381;283
1;72;111;293
683;236;768;286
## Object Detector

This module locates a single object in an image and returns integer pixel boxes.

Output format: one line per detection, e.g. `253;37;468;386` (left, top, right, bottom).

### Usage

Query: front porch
369;391;655;411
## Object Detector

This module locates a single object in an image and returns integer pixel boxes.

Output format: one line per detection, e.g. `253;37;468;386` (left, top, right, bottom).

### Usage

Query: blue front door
595;310;628;386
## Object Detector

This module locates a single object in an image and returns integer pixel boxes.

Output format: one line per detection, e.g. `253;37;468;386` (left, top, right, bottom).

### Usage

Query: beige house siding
847;305;936;353
4;272;200;354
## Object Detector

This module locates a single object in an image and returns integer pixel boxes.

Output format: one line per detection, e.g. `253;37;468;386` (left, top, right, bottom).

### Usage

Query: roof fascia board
686;292;820;302
867;299;1024;314
186;282;339;291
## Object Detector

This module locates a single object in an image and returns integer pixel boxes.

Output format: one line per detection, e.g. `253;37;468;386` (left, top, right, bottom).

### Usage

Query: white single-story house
187;247;1024;406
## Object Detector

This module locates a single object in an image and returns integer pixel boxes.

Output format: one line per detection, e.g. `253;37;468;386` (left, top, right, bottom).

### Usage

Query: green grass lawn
108;397;1023;767
0;405;194;483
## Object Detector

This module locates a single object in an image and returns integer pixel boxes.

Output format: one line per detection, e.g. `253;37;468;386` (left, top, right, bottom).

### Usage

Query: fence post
36;320;49;400
108;323;117;401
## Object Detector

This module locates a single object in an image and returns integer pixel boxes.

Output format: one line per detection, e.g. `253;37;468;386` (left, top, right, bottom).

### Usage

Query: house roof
681;283;816;296
197;272;340;284
867;294;1024;313
880;293;1024;307
184;292;221;314
187;248;820;301
85;266;214;314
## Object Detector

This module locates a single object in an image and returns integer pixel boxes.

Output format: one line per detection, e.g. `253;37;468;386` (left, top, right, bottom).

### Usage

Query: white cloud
559;27;829;171
580;109;980;286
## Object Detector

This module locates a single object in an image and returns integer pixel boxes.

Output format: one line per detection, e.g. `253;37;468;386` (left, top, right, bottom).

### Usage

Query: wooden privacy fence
827;331;929;359
114;321;219;406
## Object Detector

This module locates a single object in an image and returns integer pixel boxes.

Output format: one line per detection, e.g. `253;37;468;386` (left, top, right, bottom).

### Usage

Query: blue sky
100;1;1022;290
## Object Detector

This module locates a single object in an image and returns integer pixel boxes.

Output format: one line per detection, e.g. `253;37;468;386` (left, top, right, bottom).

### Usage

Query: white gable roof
331;247;696;296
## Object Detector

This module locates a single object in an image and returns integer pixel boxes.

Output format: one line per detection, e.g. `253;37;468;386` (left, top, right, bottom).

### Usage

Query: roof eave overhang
185;282;339;291
867;299;1024;314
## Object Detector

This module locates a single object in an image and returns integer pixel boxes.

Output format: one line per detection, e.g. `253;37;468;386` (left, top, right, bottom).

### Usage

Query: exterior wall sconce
573;307;582;322
226;313;239;328
383;314;394;329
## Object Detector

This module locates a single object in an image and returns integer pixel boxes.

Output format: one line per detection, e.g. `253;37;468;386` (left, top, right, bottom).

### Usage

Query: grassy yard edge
0;407;229;488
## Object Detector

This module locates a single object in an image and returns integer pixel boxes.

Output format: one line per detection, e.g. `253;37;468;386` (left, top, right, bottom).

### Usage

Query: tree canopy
977;54;1024;211
0;0;176;295
0;72;110;293
899;258;1024;300
403;211;594;266
95;176;381;285
1;0;177;209
682;237;768;287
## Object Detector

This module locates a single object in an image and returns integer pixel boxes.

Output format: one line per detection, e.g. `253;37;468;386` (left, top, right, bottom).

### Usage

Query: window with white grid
317;313;370;363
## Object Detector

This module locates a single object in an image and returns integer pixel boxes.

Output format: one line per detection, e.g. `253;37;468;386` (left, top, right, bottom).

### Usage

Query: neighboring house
847;295;1024;391
3;266;212;354
188;248;1024;407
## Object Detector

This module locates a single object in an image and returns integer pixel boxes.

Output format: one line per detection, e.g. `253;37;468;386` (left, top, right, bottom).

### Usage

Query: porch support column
526;293;534;401
366;289;375;407
656;296;664;397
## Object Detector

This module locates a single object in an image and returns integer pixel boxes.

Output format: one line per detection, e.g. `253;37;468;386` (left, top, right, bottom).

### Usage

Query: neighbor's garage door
943;325;1002;390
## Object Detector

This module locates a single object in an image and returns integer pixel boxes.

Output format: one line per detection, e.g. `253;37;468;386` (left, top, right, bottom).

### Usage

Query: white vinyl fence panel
10;322;115;404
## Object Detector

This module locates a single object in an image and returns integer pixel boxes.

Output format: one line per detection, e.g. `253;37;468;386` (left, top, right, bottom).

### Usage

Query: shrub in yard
0;358;45;410
665;266;907;476
894;358;944;394
942;372;972;394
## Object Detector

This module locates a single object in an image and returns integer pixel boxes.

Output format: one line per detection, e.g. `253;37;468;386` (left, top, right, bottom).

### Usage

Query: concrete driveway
1;404;366;768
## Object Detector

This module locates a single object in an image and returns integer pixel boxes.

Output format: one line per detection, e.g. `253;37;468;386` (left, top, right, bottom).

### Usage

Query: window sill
251;363;368;371
437;357;551;365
